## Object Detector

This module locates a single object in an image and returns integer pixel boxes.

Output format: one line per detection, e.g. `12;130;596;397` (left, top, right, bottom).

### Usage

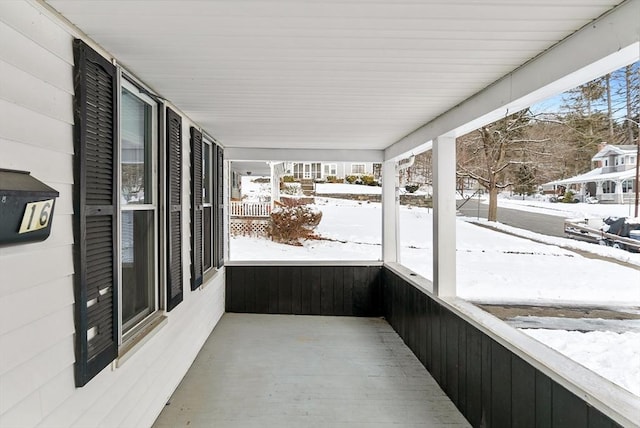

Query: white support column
270;163;279;209
223;159;230;264
382;160;399;263
615;178;624;204
432;134;457;297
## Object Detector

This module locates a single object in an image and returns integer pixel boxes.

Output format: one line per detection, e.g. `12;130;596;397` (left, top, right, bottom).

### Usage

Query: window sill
116;312;167;368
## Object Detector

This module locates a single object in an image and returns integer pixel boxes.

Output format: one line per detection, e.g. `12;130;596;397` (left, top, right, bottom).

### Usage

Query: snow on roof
592;144;637;160
545;167;636;186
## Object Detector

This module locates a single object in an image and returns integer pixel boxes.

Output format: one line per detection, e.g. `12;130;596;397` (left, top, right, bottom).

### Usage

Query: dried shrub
281;183;303;195
345;175;358;184
279;196;315;207
269;205;322;245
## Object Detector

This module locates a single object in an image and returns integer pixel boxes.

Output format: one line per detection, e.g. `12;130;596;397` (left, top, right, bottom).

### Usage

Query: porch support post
615;179;624;204
433;133;457;297
596;181;604;199
382;160;399;263
270;163;279;209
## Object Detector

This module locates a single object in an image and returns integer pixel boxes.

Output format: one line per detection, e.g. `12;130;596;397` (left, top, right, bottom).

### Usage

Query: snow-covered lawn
233;181;640;395
522;329;640;396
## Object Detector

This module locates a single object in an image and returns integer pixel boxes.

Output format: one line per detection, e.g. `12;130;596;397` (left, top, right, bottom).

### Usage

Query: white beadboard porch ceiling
46;0;625;151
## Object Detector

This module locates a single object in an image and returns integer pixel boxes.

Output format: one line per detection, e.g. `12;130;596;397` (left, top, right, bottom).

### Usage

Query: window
351;163;365;174
203;140;213;272
323;163;337;177
602;181;616;193
622;179;634;193
73;40;185;386
191;128;225;285
73;39;222;386
120;80;159;334
293;162;322;179
311;162;321;179
630;156;636;165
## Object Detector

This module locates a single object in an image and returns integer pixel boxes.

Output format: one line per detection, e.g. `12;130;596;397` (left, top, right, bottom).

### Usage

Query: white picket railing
230;201;271;217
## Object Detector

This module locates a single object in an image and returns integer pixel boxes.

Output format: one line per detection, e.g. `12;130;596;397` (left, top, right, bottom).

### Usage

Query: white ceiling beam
225;147;384;163
385;0;640;161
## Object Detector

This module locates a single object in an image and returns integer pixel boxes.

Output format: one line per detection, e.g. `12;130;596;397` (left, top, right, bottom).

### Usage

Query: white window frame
323;163;337;177
351;163;366;174
203;137;215;274
118;77;160;343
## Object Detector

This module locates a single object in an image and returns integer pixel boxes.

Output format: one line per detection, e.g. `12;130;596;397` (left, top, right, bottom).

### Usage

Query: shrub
360;175;376;186
561;190;578;203
345;175;358;184
326;175;340;183
282;175;296;182
405;184;419;193
269;205;323;245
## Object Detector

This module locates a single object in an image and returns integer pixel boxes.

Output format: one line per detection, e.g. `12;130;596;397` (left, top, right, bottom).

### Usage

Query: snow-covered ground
232;180;640;395
522;329;640;396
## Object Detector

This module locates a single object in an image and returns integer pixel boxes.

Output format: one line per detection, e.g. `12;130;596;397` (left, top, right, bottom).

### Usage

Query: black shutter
215;145;224;268
190;127;203;290
72;39;118;386
166;107;183;310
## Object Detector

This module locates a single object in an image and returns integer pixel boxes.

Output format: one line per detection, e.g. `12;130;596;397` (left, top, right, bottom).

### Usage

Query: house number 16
19;199;54;234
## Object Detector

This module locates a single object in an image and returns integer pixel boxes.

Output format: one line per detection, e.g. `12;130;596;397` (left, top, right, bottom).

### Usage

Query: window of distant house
631;156;636;165
622;179;634;193
351;163;365;174
602;181;616;193
604;159;609;166
323;163;337;177
120;79;159;334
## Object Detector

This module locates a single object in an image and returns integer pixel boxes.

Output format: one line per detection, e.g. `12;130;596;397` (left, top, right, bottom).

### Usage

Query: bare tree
456;109;549;221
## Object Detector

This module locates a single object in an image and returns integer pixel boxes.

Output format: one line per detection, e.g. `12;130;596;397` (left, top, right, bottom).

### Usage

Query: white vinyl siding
0;3;76;426
0;3;225;428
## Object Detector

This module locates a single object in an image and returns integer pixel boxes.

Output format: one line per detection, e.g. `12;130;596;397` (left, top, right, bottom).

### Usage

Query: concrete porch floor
153;313;470;428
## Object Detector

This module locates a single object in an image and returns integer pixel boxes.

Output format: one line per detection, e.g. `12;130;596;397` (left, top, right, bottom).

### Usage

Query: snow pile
241;176;271;202
522;329;640;396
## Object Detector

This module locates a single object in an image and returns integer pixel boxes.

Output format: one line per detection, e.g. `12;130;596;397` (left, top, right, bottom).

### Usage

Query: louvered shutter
72;39;118;386
215;145;224;268
190;127;203;290
166;107;183;310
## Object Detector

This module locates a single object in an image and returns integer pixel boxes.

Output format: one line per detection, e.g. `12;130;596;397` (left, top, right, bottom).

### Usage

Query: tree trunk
606;73;613;139
626;65;634;144
487;186;498;222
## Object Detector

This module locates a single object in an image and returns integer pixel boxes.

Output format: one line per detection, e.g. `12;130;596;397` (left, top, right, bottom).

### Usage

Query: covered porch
1;1;639;427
